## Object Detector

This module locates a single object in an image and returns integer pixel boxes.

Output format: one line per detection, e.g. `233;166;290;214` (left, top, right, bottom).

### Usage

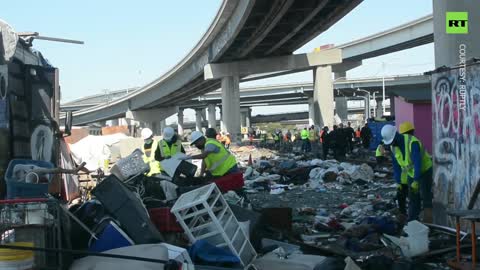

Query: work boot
423;208;433;223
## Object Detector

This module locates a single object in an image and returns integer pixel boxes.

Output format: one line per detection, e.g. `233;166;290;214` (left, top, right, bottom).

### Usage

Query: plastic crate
4;159;54;199
110;149;149;181
92;175;164;244
148;207;183;233
171;183;256;267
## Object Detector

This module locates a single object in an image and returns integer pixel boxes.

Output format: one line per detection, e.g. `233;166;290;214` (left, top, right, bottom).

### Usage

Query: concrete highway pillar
159;119;166;134
434;1;480;68
207;104;216;129
335;97;348;122
201;109;207;123
177;109;184;136
308;97;315;127
432;0;480;225
246;108;251;128
219;108;225;132
388;95;395;117
240;111;247;127
375;99;383;118
364;98;370;123
150;122;158;135
195;109;203;132
313;66;334;128
221;76;241;143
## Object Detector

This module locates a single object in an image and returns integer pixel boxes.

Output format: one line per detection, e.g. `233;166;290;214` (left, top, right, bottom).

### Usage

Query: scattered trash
383;220;430;257
270;188;285;195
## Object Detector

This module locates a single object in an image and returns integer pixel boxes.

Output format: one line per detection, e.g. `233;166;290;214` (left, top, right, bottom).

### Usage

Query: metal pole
372;92;376;118
363;97;368;122
35;35;84;44
53;68;60;123
367;92;371;120
382;62;386;115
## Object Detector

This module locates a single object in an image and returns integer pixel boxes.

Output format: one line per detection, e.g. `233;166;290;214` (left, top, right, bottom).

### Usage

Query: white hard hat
141;128;153;140
381;124;397;145
190;130;204;144
163;127;174;141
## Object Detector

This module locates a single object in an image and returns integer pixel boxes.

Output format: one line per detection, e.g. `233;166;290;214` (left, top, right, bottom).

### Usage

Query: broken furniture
446;209;480;270
171;183;256;267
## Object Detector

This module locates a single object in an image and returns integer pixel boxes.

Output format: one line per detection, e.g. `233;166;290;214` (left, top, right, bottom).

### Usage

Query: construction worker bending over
181;131;239;178
381;123;433;222
141;127;185;177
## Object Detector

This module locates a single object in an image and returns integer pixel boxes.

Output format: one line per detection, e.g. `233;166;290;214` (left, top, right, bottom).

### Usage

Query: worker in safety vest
355;127;361;145
273;131;280;149
381;123;433;222
396;121;421;218
260;132;267;147
180;131;239;178
301;127;310;153
141;127;185;177
375;141;388;165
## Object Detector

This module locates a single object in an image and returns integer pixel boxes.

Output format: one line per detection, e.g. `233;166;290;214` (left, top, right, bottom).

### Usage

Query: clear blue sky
3;0;433;117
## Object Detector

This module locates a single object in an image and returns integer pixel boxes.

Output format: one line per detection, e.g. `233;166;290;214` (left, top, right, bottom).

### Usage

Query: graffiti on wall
433;63;480;220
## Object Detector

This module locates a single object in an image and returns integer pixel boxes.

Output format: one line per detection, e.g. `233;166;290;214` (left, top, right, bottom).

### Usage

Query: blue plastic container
368;121;395;151
5;159;54;199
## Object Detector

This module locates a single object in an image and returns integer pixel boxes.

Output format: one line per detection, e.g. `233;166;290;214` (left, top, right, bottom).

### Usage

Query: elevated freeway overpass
64;0;434;140
67;0;363;126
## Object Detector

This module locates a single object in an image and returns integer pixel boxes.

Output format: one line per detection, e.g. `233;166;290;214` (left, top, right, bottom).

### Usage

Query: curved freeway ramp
70;0;362;125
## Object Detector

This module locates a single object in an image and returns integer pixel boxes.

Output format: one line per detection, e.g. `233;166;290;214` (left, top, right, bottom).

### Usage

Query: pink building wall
394;97;414;129
412;103;432;154
394;97;432;154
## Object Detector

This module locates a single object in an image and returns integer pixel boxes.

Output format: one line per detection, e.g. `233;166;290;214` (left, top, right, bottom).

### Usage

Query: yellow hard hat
399;121;415;134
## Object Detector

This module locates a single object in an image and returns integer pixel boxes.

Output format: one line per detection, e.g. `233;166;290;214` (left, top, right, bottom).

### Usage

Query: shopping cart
0;198;63;269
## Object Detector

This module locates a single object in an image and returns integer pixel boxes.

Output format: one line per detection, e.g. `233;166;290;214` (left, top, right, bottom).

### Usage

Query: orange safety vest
355;130;361;138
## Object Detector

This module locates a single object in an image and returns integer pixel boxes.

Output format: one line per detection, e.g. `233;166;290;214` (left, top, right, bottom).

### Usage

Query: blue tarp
188;240;240;265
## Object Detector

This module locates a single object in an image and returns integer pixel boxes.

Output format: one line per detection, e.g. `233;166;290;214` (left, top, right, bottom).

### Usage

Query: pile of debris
231;150;456;269
6;143;461;269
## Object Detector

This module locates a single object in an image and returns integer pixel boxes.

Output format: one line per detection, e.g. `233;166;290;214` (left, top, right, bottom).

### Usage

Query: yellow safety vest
273;134;279;141
393;134;432;180
376;145;384;157
309;130;316;141
204;139;237;177
389;145;408;184
142;140;161;176
301;130;309;140
159;139;181;158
